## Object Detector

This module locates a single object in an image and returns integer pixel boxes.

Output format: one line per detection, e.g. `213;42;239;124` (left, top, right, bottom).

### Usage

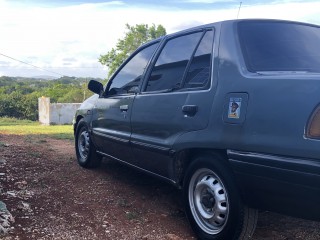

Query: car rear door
130;29;216;179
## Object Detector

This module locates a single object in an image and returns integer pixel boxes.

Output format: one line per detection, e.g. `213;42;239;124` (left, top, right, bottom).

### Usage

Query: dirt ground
0;134;320;240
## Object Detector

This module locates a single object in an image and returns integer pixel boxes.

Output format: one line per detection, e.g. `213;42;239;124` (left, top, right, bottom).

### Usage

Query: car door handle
120;105;129;112
182;105;198;116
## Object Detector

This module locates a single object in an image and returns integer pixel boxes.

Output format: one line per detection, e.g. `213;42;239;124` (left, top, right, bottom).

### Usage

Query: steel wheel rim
188;168;229;235
78;129;90;161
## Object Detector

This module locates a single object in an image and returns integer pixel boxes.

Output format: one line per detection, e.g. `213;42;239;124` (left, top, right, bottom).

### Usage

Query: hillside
0;76;103;121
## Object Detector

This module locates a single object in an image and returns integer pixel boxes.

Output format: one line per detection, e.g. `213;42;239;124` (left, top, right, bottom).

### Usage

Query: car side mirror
88;80;103;95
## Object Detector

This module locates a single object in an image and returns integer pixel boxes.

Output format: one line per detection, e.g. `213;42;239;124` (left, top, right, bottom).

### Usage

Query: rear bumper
228;150;320;220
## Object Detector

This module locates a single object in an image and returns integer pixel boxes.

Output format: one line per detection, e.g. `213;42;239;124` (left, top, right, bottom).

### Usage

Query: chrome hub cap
189;168;229;234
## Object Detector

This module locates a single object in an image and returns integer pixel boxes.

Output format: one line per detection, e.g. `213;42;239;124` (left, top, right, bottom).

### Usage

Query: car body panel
74;19;320;220
91;95;135;162
130;89;215;178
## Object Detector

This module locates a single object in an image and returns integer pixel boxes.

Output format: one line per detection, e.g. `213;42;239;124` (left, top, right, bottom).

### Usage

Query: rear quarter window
238;21;320;73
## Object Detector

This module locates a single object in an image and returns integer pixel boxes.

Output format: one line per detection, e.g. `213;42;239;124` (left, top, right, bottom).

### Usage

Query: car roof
174;18;319;33
140;18;320;49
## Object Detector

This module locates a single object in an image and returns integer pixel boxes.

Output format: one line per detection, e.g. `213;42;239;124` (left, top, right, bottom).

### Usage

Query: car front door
90;42;159;162
130;29;215;179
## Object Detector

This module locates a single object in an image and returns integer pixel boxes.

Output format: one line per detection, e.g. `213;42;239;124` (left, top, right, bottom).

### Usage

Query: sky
0;0;320;79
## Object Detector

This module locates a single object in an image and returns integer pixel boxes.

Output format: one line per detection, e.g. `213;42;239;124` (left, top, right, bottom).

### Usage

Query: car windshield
238;21;320;73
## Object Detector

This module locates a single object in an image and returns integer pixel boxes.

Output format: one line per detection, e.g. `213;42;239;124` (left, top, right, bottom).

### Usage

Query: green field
0;117;74;140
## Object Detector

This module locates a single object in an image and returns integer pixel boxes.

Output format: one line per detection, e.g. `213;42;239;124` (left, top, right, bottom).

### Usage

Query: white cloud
182;0;236;3
0;1;319;78
238;2;320;21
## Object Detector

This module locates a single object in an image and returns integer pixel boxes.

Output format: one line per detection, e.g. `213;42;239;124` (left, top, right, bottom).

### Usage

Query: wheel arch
73;115;84;134
173;148;238;191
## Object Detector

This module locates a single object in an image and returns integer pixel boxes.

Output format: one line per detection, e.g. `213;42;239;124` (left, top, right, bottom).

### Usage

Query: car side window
184;30;214;89
107;42;159;96
238;21;320;73
145;32;203;92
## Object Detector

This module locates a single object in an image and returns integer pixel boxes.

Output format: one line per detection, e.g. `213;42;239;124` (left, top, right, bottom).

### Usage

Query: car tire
183;152;258;240
75;119;102;168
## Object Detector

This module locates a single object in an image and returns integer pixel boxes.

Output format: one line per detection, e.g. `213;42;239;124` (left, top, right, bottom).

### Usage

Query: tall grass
0;117;74;140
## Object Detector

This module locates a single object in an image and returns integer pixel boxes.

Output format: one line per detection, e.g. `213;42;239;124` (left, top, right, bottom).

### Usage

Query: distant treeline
0;76;103;121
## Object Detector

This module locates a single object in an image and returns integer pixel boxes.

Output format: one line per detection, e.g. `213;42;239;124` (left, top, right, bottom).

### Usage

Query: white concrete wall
39;97;81;125
50;103;81;125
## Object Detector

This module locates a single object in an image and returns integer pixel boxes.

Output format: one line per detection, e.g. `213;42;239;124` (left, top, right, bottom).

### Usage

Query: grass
0;117;74;140
0;117;35;126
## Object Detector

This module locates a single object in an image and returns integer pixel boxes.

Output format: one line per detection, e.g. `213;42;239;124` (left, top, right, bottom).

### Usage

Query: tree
99;23;166;78
0;77;102;120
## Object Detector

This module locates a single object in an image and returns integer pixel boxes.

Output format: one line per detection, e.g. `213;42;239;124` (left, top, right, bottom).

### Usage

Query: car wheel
75;119;101;168
183;153;258;240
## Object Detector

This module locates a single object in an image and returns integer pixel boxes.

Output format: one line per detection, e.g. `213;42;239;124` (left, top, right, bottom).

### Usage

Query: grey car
74;19;320;240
